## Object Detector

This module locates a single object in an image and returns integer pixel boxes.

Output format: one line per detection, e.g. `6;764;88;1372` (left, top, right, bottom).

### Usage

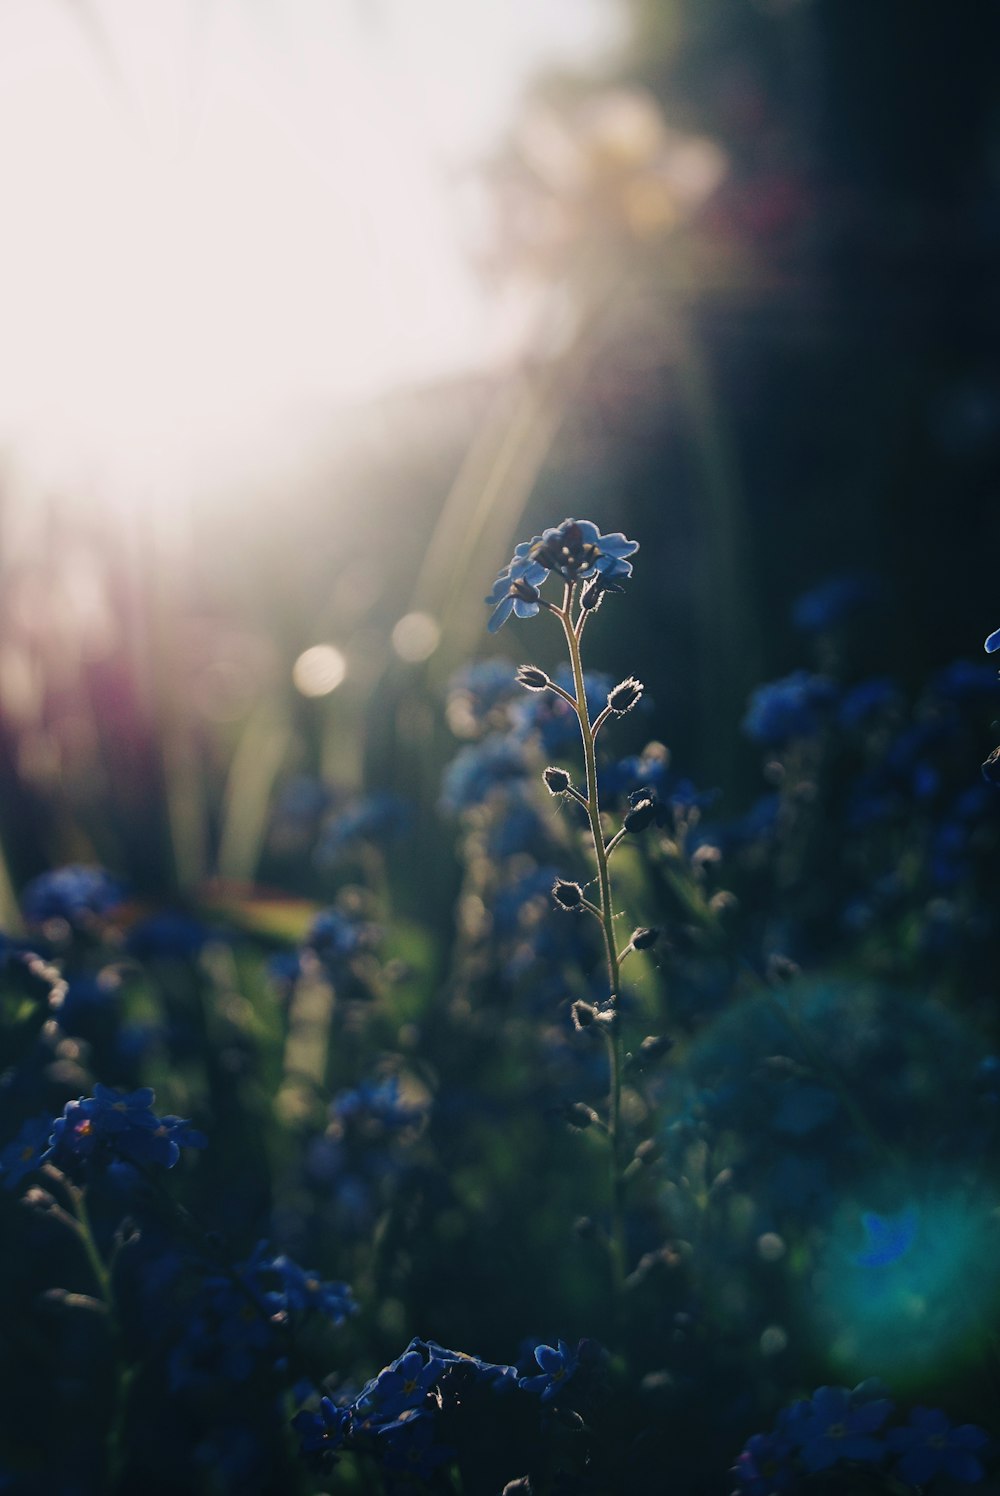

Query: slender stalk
556;593;627;1298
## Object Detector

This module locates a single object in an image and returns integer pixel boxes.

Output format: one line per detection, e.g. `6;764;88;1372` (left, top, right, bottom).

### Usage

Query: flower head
486;520;638;632
518;1339;579;1402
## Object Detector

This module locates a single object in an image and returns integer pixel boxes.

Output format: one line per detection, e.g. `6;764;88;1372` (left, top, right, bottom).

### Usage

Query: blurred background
1;0;998;915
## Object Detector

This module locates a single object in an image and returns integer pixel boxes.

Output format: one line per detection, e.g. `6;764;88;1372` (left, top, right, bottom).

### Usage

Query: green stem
558;596;626;1300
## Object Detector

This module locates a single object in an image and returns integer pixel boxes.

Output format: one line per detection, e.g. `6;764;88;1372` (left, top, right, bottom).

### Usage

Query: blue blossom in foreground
486;519;638;632
378;1413;453;1478
0;1116;53;1190
742;671;837;746
887;1407;989;1485
292;1398;352;1459
730;1427;798;1495
355;1347;446;1421
418;1340;519;1392
519;1339;578;1403
790;1384;893;1472
21;865;124;929
44;1085;206;1173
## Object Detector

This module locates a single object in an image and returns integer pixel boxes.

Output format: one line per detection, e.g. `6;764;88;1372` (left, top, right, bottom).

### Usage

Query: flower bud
623;792;656;834
511;579;540;604
543;766;572;796
517;664;551;692
608;677;644;715
552;879;584;910
631;926;659;951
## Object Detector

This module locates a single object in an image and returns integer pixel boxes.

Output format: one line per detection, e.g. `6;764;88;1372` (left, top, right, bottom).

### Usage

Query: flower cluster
485;518;638;632
732;1384;989;1492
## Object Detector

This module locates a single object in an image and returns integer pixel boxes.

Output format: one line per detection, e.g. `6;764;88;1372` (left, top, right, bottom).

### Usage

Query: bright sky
0;0;620;495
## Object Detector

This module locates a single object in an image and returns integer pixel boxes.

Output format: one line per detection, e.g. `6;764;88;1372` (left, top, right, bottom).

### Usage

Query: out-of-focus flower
21;865;124;931
886;1407;989;1485
791;574;877;633
44;1085;205;1173
741;671;837;746
519;1339;578;1402
0;1116;53;1190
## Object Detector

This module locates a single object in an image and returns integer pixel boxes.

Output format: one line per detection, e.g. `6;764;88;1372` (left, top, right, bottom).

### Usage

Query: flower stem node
516;664;552;692
552;879;585;911
608;677;644;715
631;926;660;951
543;766;572;796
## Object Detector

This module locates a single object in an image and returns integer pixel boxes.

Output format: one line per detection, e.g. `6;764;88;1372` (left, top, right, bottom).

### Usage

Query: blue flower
331;1076;424;1135
21;865;124;929
269;1255;356;1325
44;1086;205;1172
292;1397;352;1458
519;1339;578;1402
742;671;837;746
985;627;1000;654
416;1340;519;1391
305;906;378;968
838;677;900;729
731;1429;798;1494
377;1411;453;1478
0;1116;53;1190
440;734;529;812
355;1347;446;1422
316;792;408;864
486;519;638;632
929;659;1000;701
789;1384;892;1473
887;1406;989;1485
125;912;211;959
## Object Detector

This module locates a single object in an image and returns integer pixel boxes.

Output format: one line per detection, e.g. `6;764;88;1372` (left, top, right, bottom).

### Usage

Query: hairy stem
557;596;627;1299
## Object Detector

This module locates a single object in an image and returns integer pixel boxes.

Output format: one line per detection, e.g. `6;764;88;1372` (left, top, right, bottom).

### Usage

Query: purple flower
887;1407;989;1485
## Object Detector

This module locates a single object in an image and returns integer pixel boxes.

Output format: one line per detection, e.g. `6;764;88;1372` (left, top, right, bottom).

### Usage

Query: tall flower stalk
486;519;647;1299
